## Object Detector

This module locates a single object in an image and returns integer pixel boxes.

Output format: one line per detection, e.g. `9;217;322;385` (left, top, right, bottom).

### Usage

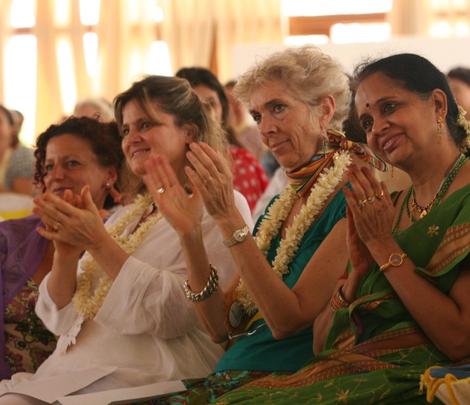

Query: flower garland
73;193;162;319
236;151;352;312
457;105;470;153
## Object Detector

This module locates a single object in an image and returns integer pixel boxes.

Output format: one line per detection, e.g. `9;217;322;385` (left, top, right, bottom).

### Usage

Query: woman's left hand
185;142;238;221
33;186;108;250
143;153;204;237
344;165;396;247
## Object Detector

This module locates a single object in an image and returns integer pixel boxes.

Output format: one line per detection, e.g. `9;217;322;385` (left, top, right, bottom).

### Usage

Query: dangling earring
322;136;328;155
105;181;123;204
437;117;443;143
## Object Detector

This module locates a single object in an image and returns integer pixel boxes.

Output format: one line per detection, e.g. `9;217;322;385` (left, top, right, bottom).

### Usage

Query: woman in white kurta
0;76;252;404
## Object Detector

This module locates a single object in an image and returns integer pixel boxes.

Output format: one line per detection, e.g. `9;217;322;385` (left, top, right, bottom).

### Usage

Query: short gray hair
234;46;350;129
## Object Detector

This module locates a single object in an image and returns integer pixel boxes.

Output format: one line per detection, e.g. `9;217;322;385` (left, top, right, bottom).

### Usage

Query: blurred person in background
73;97;114;123
225;80;266;162
177;67;268;212
0;105;34;195
447;67;470;121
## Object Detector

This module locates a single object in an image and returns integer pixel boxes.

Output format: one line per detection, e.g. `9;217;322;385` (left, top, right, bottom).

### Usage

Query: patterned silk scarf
285;129;386;197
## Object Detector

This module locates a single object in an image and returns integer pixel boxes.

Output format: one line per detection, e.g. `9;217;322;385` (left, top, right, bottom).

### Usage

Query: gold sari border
427;223;470;275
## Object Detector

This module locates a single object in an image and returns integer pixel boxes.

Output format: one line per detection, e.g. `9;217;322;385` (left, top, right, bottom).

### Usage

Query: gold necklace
408;154;466;220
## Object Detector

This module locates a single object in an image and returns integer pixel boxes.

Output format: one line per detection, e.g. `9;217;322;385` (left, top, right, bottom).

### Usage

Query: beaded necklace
393;154;467;231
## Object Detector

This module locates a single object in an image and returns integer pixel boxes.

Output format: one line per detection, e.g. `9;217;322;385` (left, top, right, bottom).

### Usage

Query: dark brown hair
34;116;124;208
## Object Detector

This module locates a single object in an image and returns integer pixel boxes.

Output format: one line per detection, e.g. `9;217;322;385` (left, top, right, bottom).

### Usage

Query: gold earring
437;117;443;142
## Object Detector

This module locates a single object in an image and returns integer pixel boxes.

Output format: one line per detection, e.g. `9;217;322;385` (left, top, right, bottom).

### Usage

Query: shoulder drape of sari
0;215;48;378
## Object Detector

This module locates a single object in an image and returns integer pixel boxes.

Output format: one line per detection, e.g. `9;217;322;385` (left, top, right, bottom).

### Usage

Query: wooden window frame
289;13;387;36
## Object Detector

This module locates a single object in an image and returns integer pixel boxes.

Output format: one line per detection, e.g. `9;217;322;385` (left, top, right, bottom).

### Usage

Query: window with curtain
283;0;393;45
1;0;171;143
429;0;470;37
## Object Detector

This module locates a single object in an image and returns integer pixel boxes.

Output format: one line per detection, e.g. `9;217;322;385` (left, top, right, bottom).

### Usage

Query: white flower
236;151;351;312
73;194;162;320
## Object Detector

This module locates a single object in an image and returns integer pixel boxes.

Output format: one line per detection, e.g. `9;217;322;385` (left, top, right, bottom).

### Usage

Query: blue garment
216;190;346;373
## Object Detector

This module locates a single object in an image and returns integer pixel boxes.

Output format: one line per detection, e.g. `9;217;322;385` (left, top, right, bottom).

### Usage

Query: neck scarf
285;129;386;197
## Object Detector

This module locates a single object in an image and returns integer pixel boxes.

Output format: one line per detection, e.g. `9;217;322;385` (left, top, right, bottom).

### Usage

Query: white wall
232;36;470;78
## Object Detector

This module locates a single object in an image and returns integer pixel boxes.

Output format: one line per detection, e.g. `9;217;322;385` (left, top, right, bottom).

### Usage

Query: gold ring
358;199;367;208
375;190;384;199
366;195;376;203
157;186;166;194
52;222;61;232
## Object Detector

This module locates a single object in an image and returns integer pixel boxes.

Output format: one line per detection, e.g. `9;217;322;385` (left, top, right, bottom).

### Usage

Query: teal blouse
216;190;346;373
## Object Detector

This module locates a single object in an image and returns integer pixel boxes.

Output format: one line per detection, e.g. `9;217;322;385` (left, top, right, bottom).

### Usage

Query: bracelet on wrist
329;284;350;311
379;252;407;272
183;265;219;303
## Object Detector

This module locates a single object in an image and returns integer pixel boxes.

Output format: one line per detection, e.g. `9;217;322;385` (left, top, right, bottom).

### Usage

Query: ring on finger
366;195;376;204
157;186;166;194
52;221;61;232
358;199;367;208
375;190;384;199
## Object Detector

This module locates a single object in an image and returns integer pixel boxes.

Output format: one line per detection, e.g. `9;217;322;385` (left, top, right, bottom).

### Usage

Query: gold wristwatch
223;225;250;247
379;252;407;272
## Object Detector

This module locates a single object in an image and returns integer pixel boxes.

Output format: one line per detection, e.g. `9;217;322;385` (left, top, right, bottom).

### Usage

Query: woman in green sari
213;53;470;404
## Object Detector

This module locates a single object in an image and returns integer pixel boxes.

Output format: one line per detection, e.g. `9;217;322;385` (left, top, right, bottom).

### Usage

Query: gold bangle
329;285;350;311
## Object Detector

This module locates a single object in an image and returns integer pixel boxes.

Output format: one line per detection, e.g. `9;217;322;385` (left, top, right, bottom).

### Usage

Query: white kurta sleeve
94;191;253;340
36;273;81;336
95;256;196;339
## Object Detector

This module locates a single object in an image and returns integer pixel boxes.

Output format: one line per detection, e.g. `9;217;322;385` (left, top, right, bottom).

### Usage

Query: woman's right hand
35;190;85;260
185;142;237;221
347;206;373;278
341;206;374;302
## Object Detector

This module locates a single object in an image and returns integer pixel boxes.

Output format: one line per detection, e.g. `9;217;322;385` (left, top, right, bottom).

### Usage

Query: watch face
234;226;248;241
390;253;403;266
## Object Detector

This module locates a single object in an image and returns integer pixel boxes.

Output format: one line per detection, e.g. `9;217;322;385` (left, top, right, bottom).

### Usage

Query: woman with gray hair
140;46;382;403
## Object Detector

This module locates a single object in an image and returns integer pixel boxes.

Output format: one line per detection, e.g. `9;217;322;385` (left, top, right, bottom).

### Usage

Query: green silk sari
214;184;470;404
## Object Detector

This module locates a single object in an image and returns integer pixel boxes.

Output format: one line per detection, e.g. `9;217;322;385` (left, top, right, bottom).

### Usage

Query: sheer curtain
214;0;283;81
0;0;11;102
389;0;470;36
388;0;431;35
97;0;158;102
160;0;214;71
35;0;158;134
35;0;63;133
160;0;283;81
69;0;92;101
2;0;284;139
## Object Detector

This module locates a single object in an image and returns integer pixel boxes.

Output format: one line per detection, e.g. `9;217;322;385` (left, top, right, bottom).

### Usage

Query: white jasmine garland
73;193;162;319
236;151;352;312
457;105;470;153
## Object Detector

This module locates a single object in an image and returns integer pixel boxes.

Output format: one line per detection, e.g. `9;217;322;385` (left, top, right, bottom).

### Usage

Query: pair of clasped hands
33;186;111;258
